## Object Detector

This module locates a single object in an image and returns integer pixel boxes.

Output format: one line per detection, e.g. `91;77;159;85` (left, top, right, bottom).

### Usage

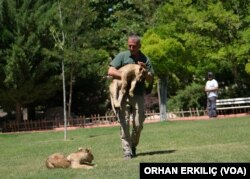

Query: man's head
128;33;141;56
208;72;213;79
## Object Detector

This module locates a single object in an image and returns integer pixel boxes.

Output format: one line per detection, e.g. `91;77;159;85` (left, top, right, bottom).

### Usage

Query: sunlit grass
0;116;249;179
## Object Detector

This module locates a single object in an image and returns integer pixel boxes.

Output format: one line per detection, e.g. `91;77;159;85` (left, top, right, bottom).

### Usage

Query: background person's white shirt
205;79;218;98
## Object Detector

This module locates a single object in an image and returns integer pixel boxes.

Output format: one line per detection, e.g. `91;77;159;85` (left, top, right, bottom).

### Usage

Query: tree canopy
0;0;249;121
142;0;250;112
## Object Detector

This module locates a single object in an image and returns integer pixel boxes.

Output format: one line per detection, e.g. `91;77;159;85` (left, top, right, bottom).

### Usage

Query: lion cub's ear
139;66;146;72
78;147;83;151
85;148;92;153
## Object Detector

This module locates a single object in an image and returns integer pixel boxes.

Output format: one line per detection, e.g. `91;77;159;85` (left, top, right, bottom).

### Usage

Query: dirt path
53;113;249;131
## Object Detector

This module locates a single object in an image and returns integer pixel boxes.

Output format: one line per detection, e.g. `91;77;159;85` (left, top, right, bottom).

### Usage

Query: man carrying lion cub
108;33;154;159
109;63;148;110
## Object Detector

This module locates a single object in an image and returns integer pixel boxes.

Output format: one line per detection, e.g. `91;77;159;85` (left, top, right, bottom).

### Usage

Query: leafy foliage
0;0;61;120
0;0;250;122
142;0;250;112
167;83;205;111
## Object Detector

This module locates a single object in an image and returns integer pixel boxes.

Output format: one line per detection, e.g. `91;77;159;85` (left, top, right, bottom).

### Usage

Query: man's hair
208;71;213;77
128;33;141;43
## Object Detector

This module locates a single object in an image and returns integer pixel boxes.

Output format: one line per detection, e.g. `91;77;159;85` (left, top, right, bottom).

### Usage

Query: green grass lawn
0;116;250;179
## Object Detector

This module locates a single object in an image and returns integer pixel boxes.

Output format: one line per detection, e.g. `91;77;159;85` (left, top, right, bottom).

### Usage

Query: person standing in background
205;72;218;118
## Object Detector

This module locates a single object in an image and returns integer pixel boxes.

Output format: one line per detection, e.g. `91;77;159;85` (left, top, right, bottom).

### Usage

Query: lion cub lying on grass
109;64;147;109
46;147;96;169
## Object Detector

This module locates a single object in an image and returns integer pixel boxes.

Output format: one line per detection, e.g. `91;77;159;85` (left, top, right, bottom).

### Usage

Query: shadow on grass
137;149;176;157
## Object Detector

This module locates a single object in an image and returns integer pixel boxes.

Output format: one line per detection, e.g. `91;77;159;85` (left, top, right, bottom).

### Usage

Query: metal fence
1;107;249;133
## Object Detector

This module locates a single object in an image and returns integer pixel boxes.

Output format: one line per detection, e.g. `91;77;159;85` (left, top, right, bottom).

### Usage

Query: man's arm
145;72;154;84
205;81;218;92
205;87;218;92
107;66;121;80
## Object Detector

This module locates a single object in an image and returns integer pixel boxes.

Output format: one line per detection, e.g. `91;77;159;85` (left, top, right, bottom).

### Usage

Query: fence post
196;108;200;116
82;115;85;127
189;108;192;117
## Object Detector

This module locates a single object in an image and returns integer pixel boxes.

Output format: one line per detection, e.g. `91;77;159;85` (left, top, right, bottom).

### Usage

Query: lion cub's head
77;147;94;164
135;65;147;82
66;147;94;164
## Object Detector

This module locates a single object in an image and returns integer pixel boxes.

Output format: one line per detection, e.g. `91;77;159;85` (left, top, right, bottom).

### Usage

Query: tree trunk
68;68;73;119
15;102;22;121
158;77;167;121
28;106;35;120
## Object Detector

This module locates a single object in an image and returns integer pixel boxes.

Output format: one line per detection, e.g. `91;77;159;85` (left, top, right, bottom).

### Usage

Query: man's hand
137;62;153;84
137;61;146;68
205;87;218;92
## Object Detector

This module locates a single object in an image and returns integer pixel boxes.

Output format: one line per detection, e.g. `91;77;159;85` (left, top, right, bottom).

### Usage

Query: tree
142;31;185;120
142;0;250;114
90;0;163;55
0;0;61;121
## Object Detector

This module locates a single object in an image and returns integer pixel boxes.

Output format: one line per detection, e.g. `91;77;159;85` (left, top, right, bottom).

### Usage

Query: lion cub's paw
129;92;134;97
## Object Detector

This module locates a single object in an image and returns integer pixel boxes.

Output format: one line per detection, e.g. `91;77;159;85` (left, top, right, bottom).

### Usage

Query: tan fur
109;64;147;110
67;148;95;169
45;153;71;169
45;147;96;169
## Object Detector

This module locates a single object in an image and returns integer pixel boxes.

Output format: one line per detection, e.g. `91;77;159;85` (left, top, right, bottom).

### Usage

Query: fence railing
1;107;249;133
1;111;163;132
2;114;117;133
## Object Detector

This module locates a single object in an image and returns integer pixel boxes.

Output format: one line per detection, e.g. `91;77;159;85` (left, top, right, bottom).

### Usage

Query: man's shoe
132;147;136;157
124;154;132;160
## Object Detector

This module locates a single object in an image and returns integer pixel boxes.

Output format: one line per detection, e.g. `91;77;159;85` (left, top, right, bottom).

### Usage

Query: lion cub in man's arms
46;147;96;169
109;64;147;109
